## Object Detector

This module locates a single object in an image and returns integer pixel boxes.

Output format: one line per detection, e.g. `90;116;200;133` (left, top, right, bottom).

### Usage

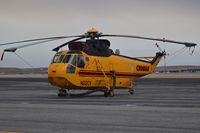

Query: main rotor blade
3;39;59;53
101;34;197;47
1;39;62;61
52;36;85;52
0;35;82;46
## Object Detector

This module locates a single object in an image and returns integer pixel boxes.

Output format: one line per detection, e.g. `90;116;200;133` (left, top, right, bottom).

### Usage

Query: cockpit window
52;55;60;63
52;55;64;63
62;54;76;66
58;55;64;62
70;55;76;66
61;54;85;68
63;55;72;63
77;55;85;68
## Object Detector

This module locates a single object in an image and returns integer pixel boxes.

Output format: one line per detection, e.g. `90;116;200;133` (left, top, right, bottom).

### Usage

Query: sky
0;0;200;68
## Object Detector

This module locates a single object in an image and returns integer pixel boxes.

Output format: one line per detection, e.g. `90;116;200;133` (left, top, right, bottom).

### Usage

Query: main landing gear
128;82;135;95
57;88;115;97
57;87;134;97
103;90;115;97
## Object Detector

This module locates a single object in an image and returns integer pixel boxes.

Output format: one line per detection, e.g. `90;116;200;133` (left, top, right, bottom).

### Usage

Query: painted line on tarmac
0;131;23;133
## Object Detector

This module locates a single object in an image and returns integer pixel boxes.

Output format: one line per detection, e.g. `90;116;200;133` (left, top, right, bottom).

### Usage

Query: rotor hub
87;28;99;33
85;28;102;39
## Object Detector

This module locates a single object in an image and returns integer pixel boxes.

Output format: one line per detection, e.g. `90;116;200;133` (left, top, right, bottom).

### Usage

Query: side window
63;55;71;63
63;55;76;66
85;57;90;62
66;64;76;73
77;55;85;68
70;55;76;66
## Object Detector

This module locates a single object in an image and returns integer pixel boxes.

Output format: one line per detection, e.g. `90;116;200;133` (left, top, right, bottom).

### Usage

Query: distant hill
156;66;200;73
0;67;47;74
0;66;200;74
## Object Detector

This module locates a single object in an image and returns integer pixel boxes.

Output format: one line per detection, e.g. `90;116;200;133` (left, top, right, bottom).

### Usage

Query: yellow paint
48;50;163;92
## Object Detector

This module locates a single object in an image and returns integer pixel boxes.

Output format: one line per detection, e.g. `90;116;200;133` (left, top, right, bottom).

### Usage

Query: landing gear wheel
104;92;108;97
129;81;135;95
104;90;115;97
57;89;68;97
129;90;134;95
109;90;115;97
128;89;135;95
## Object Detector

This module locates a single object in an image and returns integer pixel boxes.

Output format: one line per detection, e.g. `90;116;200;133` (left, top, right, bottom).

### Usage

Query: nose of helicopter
48;63;70;88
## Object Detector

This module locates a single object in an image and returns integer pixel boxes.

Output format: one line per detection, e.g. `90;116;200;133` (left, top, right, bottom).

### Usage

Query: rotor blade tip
185;43;197;47
4;48;17;52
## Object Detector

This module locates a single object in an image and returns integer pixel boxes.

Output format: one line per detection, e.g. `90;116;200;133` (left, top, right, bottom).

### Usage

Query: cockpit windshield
52;54;85;68
52;54;64;63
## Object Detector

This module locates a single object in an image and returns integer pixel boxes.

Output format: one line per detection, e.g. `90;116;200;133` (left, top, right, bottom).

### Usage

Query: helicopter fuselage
48;50;163;93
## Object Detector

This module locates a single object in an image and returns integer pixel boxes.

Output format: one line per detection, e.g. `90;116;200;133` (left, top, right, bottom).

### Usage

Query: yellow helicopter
0;28;197;97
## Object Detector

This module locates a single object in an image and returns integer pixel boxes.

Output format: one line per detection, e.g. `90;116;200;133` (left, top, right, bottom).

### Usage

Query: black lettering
136;65;149;71
80;81;91;86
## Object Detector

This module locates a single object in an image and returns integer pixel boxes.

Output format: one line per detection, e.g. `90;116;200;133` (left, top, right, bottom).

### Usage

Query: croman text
136;65;149;71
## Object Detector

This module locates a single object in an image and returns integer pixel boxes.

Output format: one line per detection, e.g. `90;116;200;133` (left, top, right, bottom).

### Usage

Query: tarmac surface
0;77;200;133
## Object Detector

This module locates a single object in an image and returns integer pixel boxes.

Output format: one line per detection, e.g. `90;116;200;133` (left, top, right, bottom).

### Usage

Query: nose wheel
58;89;68;97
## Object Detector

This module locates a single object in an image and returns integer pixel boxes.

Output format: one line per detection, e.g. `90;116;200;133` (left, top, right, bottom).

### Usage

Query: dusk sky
0;0;200;68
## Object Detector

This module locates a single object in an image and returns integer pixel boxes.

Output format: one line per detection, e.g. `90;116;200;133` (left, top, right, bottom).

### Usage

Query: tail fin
151;52;165;71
